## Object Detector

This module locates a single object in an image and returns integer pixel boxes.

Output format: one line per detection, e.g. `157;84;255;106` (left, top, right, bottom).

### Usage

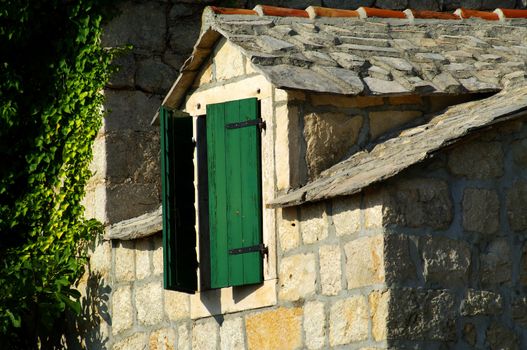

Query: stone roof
269;84;527;208
162;5;527;109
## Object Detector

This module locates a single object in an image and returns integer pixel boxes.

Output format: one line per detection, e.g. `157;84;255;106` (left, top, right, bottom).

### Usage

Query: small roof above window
162;5;527;110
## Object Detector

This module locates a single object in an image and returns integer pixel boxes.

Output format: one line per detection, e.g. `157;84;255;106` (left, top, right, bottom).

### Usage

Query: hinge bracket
225;118;266;131
228;244;268;256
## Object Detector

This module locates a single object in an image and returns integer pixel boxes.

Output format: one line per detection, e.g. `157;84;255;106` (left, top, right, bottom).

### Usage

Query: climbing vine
0;1;116;348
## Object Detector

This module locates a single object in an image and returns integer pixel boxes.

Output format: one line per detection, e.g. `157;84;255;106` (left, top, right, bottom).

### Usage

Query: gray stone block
408;0;440;10
105;131;160;184
322;0;374;9
376;0;408;9
106;183;160;224
135;58;177;94
108;52;135;89
247;0;321;8
104;90;163;132
168;17;203;55
387;288;456;341
102;1;166;52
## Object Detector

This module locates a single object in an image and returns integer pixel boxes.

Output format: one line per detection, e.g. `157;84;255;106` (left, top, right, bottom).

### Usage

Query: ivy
0;1;116;348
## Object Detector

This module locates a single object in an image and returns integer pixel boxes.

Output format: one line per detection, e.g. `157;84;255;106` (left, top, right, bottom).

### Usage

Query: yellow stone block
369;110;422;139
214;39;245;81
246;307;303;350
369;290;389;341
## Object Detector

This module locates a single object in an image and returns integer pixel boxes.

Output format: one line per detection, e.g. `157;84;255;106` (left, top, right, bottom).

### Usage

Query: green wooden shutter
206;98;263;289
160;106;197;294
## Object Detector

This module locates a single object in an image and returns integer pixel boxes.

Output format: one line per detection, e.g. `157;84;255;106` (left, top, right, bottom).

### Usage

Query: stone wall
371;117;527;349
284;91;479;185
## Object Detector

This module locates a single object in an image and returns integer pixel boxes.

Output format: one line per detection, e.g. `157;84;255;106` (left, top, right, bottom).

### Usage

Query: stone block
300;202;328;244
384;234;416;285
421;235;471;287
460;289;503;316
135;238;151;280
115;240;135;282
102;1;166;51
135;58;176;94
481;238;512;285
135;281;163;326
512;296;527;327
521;244;527;287
278;207;301;252
486;322;519;350
178;323;191;350
112;333;148;350
214;39;246;81
369;290;389;341
105;182;160;224
462;188;500;234
108;52;135;89
511;139;527;167
364;189;384;229
111;286;133;335
345;235;385;289
387;288;456;341
89;240;111;280
279;253;317;301
383;178;453;230
149;328;176;350
329;296;369;346
246;307;303;350
105;130;160;184
153;234;163;275
192;319;219;350
193;60;213;88
220;317;245;350
304;301;326;350
104;90;163;132
507;181;527;231
369;110;422;139
164;289;190;321
304;112;362;178
332;196;361;236
168;17;202;54
319;245;342;296
447;141;504;179
463;323;477;347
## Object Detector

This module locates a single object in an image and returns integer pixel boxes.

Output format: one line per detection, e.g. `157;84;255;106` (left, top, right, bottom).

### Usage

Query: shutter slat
160;107;197;293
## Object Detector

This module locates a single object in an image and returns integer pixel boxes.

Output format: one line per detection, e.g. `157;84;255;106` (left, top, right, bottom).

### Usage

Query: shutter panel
160;106;197;293
207;98;263;289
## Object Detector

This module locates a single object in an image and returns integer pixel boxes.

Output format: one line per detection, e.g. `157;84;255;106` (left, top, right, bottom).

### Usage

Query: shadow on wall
66;271;111;350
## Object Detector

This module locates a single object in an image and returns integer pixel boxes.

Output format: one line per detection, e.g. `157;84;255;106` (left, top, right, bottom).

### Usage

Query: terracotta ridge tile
357;7;406;19
454;8;499;20
404;9;460;20
495;8;527;20
253;5;309;18
208;6;257;15
306;6;359;19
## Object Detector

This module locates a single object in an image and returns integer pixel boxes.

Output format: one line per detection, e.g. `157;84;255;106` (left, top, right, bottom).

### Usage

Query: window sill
190;278;277;319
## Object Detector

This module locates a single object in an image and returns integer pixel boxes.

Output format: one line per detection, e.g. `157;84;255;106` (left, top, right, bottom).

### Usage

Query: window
160;98;264;294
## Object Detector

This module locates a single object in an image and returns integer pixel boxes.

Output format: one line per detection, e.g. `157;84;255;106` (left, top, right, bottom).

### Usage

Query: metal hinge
228;244;268;256
225;118;266;131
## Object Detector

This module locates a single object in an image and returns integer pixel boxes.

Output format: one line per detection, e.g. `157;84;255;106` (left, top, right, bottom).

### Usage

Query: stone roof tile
162;6;527;109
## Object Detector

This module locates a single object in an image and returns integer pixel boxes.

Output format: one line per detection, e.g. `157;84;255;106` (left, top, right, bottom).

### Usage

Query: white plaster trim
105;206;162;240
